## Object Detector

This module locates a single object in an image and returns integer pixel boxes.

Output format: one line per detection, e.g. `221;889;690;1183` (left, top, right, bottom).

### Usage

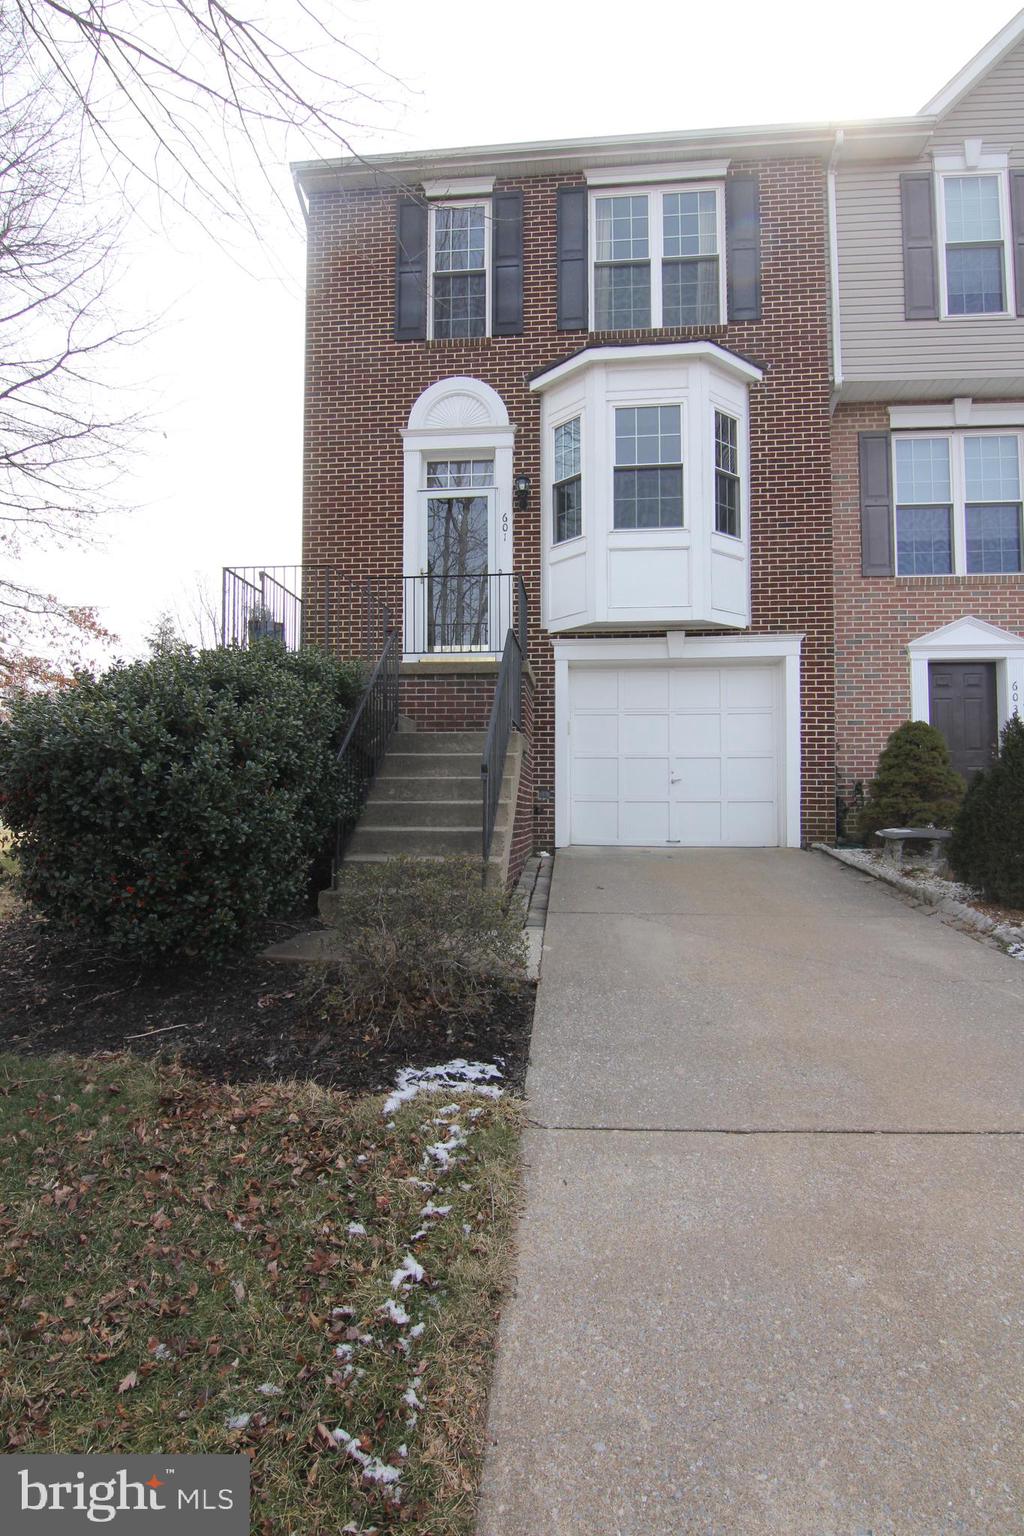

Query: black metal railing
221;566;388;661
402;571;518;657
334;622;400;867
480;575;528;875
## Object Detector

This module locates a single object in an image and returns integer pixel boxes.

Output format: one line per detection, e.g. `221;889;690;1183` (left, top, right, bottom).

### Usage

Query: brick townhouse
270;10;1024;883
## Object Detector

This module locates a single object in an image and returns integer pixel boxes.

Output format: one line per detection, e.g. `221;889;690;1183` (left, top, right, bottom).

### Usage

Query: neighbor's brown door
928;662;998;779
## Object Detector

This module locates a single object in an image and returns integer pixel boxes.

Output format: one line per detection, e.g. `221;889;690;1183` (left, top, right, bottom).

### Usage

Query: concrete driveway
477;849;1024;1536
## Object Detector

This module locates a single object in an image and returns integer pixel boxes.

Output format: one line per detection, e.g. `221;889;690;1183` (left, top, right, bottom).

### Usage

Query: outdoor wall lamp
514;473;531;511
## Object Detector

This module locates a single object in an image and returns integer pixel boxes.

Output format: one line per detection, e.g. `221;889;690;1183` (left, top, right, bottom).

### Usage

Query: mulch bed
0;907;535;1094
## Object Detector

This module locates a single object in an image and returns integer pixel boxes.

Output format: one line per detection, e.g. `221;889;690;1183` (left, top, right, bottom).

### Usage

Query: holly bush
949;714;1024;908
0;642;363;960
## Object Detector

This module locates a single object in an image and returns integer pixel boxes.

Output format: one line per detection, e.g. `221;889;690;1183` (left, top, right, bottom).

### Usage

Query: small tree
949;715;1024;907
858;721;965;843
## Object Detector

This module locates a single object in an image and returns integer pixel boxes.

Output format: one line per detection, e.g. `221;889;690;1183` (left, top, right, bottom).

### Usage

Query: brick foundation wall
832;402;1024;806
304;158;837;849
399;669;496;732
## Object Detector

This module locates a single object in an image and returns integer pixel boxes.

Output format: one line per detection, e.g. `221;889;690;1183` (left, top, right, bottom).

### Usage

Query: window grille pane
615;405;681;466
964;436;1020;501
946;245;1004;314
426;459;494;489
944;176;1002;244
895;505;953;575
966;503;1022;573
613;466;683;529
433;272;486;337
662;258;720;325
715;472;740;537
594;195;649;261
553;476;582;544
554;417;581;481
594;263;651;328
434;206;486;272
714;412;738;474
663;191;718;257
894;438;951;504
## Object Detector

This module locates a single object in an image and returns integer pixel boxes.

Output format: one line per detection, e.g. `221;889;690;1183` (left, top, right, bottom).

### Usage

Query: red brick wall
399;669;496;731
303;159;836;847
832;402;1024;802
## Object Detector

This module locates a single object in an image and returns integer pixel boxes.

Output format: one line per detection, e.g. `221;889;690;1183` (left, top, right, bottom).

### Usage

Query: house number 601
501;512;509;535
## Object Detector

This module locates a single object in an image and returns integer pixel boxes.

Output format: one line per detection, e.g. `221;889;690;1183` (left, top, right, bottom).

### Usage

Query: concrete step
380;752;483;778
347;825;484;858
360;799;509;830
371;774;483;803
394;730;487;753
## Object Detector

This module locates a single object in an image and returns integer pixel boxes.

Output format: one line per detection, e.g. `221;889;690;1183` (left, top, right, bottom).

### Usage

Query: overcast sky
30;0;1021;659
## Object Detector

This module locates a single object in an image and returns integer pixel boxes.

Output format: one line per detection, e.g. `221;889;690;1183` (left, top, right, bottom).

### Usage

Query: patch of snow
256;1382;283;1396
402;1386;422;1411
346;1221;367;1237
382;1059;502;1118
334;1343;354;1361
419;1202;452;1219
332;1428;403;1491
151;1342;171;1361
382;1299;410;1326
391;1253;425;1290
409;1322;425;1340
225;1413;251;1430
424;1126;468;1169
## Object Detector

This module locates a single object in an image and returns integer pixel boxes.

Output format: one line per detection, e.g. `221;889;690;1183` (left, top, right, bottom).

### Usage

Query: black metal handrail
334;621;400;868
480;575;528;877
222;565;387;661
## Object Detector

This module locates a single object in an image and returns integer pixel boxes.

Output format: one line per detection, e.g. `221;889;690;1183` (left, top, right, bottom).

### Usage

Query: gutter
826;129;845;392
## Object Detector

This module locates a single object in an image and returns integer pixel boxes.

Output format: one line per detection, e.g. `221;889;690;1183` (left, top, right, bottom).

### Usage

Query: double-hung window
940;174;1011;316
714;411;741;537
894;433;1023;575
613;406;683;529
553;417;582;544
592;187;723;330
430;203;488;338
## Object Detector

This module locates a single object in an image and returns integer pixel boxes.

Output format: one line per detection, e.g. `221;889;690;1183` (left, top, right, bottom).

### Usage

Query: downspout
827;129;844;396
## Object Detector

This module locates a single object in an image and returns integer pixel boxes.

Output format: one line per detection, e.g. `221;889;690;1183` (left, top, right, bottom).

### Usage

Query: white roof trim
890;400;1024;429
585;160;730;186
529;341;764;394
421;176;494;200
907;616;1024;655
920;9;1024;118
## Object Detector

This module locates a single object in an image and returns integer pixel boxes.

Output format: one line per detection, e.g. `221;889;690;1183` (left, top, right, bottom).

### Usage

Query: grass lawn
0;1052;520;1535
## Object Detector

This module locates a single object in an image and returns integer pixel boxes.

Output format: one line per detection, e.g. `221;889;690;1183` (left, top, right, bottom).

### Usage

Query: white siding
837;39;1024;392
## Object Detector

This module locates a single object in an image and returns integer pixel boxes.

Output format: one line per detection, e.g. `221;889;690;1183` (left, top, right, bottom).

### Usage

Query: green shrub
316;857;527;1023
858;720;965;843
0;642;364;960
949;714;1024;908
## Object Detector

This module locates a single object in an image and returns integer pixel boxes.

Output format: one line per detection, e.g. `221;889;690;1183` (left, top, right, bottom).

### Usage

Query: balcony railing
221;566;389;662
402;571;519;658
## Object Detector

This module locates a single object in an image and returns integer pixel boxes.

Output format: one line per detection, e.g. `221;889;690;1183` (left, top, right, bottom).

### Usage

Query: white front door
569;663;781;846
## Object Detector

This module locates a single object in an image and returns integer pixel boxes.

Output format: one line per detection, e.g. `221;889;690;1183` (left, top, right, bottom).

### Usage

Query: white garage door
569;664;780;847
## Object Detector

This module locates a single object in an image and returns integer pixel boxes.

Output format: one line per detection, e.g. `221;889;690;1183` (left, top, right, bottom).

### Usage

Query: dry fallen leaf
117;1371;138;1393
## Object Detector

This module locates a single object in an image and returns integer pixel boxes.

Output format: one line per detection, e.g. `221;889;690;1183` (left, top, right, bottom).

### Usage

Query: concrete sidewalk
477;849;1024;1536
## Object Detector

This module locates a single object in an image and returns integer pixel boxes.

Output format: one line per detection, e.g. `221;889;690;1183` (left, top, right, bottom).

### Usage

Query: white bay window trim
588;183;727;332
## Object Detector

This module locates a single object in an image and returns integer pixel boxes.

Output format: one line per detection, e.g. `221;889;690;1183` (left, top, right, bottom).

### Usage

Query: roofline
921;6;1024;117
292;116;935;194
527;340;765;392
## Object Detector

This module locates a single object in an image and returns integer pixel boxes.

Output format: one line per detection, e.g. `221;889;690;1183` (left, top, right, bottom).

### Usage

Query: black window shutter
492;189;524;336
394;195;428;341
725;175;761;322
859;430;895;577
900;174;939;321
1010;171;1024;318
557;185;588;331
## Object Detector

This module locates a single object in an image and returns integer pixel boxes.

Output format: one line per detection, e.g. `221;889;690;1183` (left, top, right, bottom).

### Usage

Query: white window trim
934;168;1015;321
713;408;743;541
611;400;686;531
551;633;803;849
893;428;1024;578
585;160;730;187
588;183;727;332
551;410;584;548
427;199;491;341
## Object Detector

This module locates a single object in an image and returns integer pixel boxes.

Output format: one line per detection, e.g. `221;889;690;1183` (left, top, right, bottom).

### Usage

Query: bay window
894;432;1023;576
592;187;723;330
613;406;683;528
